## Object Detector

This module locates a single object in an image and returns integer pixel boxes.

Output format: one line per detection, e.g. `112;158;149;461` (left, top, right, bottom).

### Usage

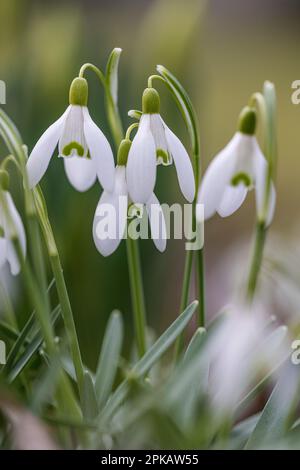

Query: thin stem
196;248;205;326
246;84;277;301
125;123;139;140
79;62;123;147
247;221;267;301
33;186;84;393
50;253;84;390
126;236;147;356
0;282;18;329
174;250;194;356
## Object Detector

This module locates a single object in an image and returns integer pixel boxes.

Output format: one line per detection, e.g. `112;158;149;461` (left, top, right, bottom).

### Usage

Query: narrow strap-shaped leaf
156;65;200;172
104;48;124;146
3;314;36;373
95;310;123;408
2;279;56;374
106;47;122;107
82;370;99;421
0;321;20;342
99;300;198;424
31;351;62;413
7;307;61;383
245;360;300;449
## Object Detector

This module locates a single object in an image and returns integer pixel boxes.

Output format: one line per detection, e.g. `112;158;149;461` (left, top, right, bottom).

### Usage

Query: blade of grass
95;310;123;408
99;300;198;424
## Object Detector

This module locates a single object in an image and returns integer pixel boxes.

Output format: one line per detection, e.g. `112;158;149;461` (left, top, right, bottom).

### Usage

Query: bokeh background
1;0;300;368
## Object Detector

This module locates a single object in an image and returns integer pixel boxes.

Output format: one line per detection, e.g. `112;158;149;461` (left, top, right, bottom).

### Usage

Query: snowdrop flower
126;88;195;204
0;171;26;276
93;139;167;256
26;78;115;192
207;304;288;415
198;107;276;226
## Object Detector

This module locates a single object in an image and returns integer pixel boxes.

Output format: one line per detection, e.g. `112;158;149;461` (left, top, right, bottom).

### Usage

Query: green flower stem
33;187;84;393
246;83;277;301
246;221;266;299
0;282;17;329
79;63;124;148
79;57;147;357
126;236;147;356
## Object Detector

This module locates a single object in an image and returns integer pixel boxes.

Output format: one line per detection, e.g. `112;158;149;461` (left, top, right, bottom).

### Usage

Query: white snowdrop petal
217;184;248;217
126;115;156;204
83;108;115;192
164;124;195;202
93;166;128;256
149;114;168;155
266;182;276;227
6;240;21;276
0;238;7;269
4;192;26;259
59;105;88;158
26;107;70;188
146;193;167;252
254;144;276;226
198;134;240;220
64;157;97;192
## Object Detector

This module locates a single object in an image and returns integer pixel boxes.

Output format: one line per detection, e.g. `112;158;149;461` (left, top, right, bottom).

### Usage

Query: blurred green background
1;0;300;368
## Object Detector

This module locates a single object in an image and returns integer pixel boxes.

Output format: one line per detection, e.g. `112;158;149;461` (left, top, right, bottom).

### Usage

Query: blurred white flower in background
206;304;289;416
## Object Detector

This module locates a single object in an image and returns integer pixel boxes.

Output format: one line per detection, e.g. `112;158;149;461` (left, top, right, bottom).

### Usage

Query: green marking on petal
0;226;5;238
62;141;85;157
128;203;144;219
231;172;252;187
156;149;171;166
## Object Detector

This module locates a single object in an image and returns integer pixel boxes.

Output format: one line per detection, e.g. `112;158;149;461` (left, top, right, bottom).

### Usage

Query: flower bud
142;88;160;114
69;77;88;106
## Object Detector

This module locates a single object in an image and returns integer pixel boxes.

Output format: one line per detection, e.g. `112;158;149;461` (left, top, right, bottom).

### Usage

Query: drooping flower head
93;138;167;256
26;77;115;192
126;88;195;204
0;170;26;275
197;106;276;226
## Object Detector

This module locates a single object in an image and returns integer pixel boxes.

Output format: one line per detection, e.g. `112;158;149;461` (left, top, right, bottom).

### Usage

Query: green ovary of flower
0;226;4;238
62;141;85;157
231;172;252;187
